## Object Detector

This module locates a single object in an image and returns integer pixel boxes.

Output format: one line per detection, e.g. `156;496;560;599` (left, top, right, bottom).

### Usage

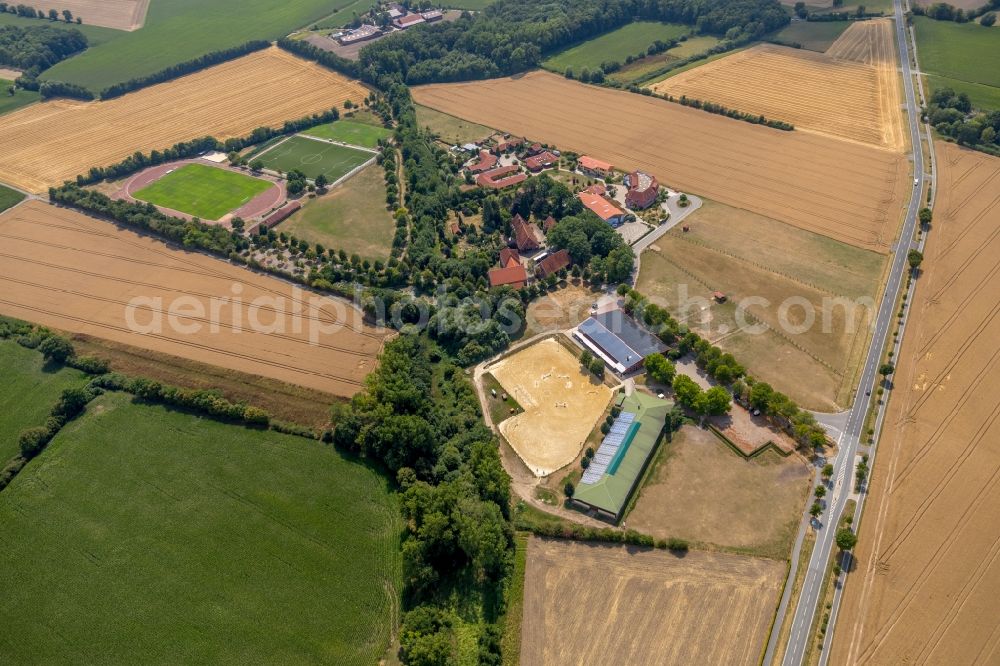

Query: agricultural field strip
0;48;367;193
649;40;903;150
0;202;385;396
832;145;1000;664
413;72;906;253
21;0;149;31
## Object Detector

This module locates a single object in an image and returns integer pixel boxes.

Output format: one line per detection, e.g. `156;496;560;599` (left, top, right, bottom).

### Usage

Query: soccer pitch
133;163;272;220
258;135;373;182
302;119;393;148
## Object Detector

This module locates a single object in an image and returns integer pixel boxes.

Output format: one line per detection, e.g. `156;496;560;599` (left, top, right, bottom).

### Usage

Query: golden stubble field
487;337;611;477
0;201;389;396
413;71;907;253
648;21;904;151
22;0;149;30
0;47;368;193
521;537;785;665
831;142;1000;664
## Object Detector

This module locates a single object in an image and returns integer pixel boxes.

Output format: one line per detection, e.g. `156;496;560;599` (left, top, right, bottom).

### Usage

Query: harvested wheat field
414;71;907;252
521;537;784;665
0;47;367;193
487;337;611;477
648;32;904;150
20;0;149;30
0;201;389;396
831;142;1000;664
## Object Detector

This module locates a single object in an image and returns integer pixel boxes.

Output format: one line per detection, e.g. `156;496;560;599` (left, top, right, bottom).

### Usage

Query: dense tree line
649;90;794;130
912;0;999;23
926;87;1000;155
357;0;788;84
622;288;830;450
100;40;270;99
0;23;86;70
331;336;514;664
0;3;81;22
276;36;361;80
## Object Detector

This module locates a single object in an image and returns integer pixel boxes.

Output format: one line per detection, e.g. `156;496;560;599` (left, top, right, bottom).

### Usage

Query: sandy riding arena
413;71;907;253
648;35;904;151
0;201;389;396
487;338;611;476
521;538;785;665
831;143;1000;664
19;0;150;31
0;48;367;193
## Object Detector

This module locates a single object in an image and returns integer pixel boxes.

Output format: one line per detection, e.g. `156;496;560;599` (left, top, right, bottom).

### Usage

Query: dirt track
0;201;388;396
521;537;784;665
488;338;610;477
831;142;1000;664
648;34;904;151
0;48;367;193
20;0;149;30
413;71;907;253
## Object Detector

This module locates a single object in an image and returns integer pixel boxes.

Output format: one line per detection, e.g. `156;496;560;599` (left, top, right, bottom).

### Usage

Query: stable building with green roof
572;391;671;522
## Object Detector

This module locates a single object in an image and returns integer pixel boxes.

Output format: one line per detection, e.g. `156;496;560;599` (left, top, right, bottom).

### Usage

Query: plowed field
413;71;907;252
521;538;784;665
831;142;1000;664
0;47;367;193
648;32;904;150
20;0;149;30
0;201;388;396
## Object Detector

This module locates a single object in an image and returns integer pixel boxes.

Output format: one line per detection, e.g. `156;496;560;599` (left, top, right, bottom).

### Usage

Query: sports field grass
0;80;40;116
0;392;400;664
542;21;692;74
39;0;352;92
0;183;25;213
915;16;1000;110
0;341;88;462
133;163;272;220
415;103;493;144
303;118;393;148
769;20;851;51
281;164;394;260
258;135;373;182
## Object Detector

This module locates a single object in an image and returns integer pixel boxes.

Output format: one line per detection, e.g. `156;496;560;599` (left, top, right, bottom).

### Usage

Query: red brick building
524;150;558;172
535;249;571;278
625;171;659;209
511;214;544;252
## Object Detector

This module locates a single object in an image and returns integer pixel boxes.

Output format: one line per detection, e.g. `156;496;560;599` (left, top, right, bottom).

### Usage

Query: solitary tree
981;12;996;26
918;207;932;227
47;8;58;20
38;335;74;363
315;173;329;190
62;9;72;22
810;501;822;518
564;481;575;498
836;528;858;551
580;349;593;368
908;249;924;270
879;362;895;377
822;463;834;480
815;485;827;498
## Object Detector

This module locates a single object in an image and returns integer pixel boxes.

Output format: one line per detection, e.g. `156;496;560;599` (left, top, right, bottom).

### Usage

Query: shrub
18;426;52;459
666;537;689;552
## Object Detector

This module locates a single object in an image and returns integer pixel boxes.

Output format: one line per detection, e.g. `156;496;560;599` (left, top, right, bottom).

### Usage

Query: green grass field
608;35;721;83
0;80;40;116
915;17;1000;110
769;20;851;51
282;164;394;260
133;164;272;220
315;0;376;29
303;118;393;148
415;103;494;144
39;0;350;92
542;21;692;73
0;341;88;462
0;12;125;47
0;183;25;213
258;135;373;182
443;0;496;8
0;392;400;664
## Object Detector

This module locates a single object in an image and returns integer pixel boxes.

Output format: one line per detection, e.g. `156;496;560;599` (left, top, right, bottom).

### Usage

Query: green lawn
915;16;1000;110
0;79;40;116
257;135;373;182
133;164;272;220
315;0;377;29
281;163;394;260
39;0;352;92
542;21;692;74
0;392;400;664
0;183;25;213
442;0;496;9
608;35;721;83
769;20;851;51
303;118;393;148
415;103;494;144
0;341;88;462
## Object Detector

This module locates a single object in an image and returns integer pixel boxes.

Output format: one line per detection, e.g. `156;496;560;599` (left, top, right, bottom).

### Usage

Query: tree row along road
776;0;927;663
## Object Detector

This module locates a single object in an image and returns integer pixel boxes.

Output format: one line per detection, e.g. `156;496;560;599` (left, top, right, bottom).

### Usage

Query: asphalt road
777;1;926;663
